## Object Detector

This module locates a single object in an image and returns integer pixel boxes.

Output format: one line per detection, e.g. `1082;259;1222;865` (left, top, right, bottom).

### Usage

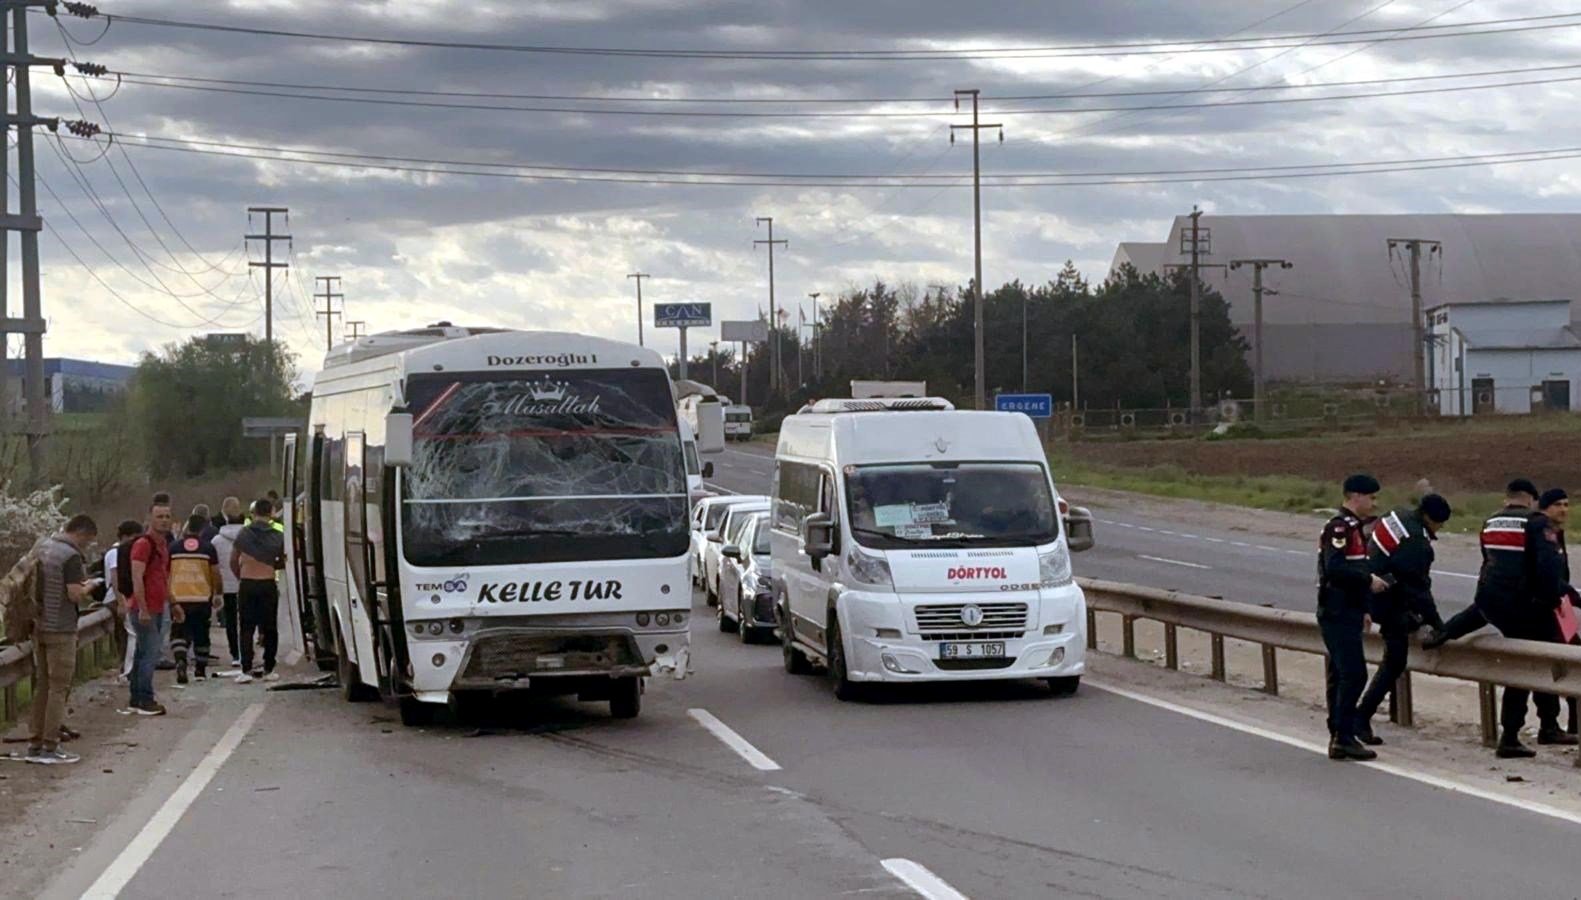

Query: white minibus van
771;398;1085;699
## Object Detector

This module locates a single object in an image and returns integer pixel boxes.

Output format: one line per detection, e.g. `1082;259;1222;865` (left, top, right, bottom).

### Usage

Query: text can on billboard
721;319;768;342
654;302;712;329
994;393;1053;419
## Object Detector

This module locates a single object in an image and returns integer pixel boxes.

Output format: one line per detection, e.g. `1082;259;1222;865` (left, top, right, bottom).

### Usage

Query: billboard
654;302;712;329
721;319;768;342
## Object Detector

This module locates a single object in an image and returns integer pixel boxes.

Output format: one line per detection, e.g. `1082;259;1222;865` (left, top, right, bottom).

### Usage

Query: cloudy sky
11;0;1581;378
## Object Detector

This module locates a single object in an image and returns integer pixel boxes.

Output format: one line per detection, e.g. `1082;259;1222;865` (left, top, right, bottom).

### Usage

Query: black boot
1496;731;1537;758
175;649;188;686
1329;736;1378;761
1536;727;1579;746
1355;723;1384;746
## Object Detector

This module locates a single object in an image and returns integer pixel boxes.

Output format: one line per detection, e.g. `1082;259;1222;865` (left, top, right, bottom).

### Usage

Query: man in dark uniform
1353;494;1451;744
1318;474;1389;761
1425;479;1538;648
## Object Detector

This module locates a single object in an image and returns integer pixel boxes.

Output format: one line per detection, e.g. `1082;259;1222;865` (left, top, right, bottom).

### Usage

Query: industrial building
1108;214;1581;383
4;357;135;415
1427;299;1581;415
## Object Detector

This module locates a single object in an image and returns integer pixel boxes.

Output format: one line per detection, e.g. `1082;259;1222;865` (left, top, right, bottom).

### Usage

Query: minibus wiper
849;526;936;544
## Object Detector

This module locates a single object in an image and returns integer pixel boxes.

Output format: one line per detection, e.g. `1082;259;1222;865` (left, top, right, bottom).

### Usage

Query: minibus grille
919;630;1023;642
913;603;1028;632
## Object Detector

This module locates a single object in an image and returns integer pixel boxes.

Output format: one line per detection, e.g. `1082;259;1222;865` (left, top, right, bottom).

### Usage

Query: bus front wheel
609;677;642;719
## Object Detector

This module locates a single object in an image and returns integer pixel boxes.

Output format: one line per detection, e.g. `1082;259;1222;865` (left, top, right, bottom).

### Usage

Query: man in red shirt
123;499;174;716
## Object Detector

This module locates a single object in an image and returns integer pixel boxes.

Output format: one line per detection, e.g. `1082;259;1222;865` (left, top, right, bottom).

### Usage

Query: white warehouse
1428;299;1581;415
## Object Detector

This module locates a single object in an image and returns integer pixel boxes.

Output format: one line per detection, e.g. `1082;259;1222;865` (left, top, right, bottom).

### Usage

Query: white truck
724;404;754;441
678;393;727;453
771;396;1086;700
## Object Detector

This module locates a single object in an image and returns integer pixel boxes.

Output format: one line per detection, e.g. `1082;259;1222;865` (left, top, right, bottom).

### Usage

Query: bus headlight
846;546;892;587
656;613;671;626
636;612;650;627
1039;544;1073;587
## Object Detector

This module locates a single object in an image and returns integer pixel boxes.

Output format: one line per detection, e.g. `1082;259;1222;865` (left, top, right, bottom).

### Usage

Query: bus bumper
407;621;692;695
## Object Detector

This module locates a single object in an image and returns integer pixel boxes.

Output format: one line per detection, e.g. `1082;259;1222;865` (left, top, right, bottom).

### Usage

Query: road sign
994;393;1053;419
721;319;767;342
655;302;712;329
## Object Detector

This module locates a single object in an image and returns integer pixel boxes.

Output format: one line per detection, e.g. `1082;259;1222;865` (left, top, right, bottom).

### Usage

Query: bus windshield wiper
849;526;937;544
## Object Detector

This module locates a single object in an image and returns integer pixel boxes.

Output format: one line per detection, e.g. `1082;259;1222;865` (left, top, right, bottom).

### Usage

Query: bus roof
316;328;667;387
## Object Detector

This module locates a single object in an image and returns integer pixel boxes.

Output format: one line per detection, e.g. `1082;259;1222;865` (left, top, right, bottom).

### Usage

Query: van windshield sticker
894;524;933;540
874;504;914;528
911;502;952;524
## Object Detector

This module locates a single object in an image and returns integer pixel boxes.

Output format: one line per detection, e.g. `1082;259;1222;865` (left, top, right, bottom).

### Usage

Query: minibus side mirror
722;544;742;560
803;513;835;561
1064;506;1095;553
385;412;414;468
702;461;715;478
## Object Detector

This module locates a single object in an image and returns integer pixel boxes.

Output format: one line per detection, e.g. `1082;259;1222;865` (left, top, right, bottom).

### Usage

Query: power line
102;59;1581;106
95;68;1581;119
81;131;1581;187
79;9;1581;61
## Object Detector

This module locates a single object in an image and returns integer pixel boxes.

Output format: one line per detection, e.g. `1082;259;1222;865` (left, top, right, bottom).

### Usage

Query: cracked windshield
403;369;688;566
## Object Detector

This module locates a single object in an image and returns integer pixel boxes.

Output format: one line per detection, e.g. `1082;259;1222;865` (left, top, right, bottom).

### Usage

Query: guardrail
0;607;119;725
1078;578;1581;766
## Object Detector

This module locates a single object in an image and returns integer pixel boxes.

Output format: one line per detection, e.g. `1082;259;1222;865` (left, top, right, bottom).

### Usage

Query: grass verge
1047;447;1502;535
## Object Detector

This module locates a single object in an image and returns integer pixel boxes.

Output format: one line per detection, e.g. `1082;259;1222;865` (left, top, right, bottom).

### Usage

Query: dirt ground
1069;423;1581;494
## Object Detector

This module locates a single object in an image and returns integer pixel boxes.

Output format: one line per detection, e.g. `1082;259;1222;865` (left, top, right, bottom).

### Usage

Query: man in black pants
1354;495;1451;744
1426;479;1539;648
1317;474;1390;761
229;499;285;684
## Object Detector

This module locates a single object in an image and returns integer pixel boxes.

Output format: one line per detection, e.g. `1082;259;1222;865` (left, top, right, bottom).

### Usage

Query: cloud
19;0;1581;378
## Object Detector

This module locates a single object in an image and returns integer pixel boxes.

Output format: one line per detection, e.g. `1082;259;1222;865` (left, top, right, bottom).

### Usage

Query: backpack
115;535;152;598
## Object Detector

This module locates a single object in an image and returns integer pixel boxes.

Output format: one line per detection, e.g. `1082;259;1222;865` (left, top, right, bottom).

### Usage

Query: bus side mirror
1064;505;1095;553
803;513;835;560
385;412;414;468
702;461;715;478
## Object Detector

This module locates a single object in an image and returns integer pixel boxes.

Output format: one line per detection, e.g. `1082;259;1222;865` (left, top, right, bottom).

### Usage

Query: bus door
303;427;335;668
343;432;383;688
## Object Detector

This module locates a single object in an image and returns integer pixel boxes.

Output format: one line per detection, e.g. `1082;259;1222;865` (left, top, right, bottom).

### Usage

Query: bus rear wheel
335;622;378;703
399;695;437;727
609;677;642;719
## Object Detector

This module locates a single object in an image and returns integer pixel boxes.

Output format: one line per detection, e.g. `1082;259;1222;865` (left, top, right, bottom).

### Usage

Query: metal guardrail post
1478;683;1499;747
1122;615;1136;659
1086;608;1096;651
1210;634;1226;681
2;683;13;722
1260;645;1278;695
1396;672;1414;727
1164;623;1179;670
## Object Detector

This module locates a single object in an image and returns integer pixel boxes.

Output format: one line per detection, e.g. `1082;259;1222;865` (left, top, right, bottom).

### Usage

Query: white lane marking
1086;679;1581;830
1138;555;1211;570
82;702;266;899
706;483;742;495
688;708;782;772
883;859;970;900
1440;571;1477;580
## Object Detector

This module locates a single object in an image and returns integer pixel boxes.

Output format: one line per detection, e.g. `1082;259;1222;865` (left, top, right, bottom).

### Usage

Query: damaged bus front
301;328;694;726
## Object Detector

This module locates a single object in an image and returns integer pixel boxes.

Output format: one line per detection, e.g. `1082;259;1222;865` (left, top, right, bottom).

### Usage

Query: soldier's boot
1496;731;1537;759
1328;736;1377;761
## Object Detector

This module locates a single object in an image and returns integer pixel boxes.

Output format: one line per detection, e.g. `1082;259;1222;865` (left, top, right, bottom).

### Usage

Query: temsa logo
947;566;1007;580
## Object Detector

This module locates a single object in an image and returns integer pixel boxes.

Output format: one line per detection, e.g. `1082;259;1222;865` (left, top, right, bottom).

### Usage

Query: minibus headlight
846;545;892;587
1039;543;1073;588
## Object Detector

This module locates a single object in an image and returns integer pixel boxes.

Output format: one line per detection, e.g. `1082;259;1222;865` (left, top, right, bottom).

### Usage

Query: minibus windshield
845;462;1058;549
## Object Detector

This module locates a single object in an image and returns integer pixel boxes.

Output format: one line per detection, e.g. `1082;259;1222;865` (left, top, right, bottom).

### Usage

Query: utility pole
807;291;821;381
1387;237;1441;414
1071;333;1079;412
1021;292;1029;391
347;320;367;339
3;2;55;482
1229;258;1293;422
626;272;649;347
951;89;1002;410
246;207;291;345
796;305;806;389
1165;211;1225;416
315;276;343;347
754;218;787;395
710;340;719;387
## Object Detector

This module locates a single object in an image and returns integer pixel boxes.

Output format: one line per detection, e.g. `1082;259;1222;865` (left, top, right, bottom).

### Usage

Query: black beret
1419;493;1452;523
1507;478;1539;498
1343;473;1380;495
1540;488;1568;509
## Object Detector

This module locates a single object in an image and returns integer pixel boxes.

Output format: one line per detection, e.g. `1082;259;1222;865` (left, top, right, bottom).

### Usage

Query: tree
126;336;302;478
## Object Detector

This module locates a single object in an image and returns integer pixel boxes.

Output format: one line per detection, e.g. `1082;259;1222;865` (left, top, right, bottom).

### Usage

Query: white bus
282;326;695;725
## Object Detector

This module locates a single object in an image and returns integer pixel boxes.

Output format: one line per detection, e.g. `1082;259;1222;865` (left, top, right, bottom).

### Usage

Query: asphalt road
40;446;1577;899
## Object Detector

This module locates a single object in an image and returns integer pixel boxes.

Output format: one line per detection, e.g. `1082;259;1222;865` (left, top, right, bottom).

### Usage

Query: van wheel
609;677;642;719
335;623;378;703
717;599;738;634
827;614;863;702
737;594;754;645
1045;676;1080;697
398;695;436;727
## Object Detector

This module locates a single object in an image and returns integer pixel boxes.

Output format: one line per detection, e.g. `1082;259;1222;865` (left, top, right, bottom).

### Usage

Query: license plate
939;642;1006;659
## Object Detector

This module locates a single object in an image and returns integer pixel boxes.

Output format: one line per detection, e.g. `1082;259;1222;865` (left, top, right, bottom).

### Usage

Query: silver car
717;512;777;644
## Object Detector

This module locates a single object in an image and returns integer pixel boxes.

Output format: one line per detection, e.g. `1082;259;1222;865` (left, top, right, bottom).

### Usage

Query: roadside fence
0;607;119;726
1079;577;1581;766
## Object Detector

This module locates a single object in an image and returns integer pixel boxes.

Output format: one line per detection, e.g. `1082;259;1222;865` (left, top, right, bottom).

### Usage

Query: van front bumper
836;584;1086;683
